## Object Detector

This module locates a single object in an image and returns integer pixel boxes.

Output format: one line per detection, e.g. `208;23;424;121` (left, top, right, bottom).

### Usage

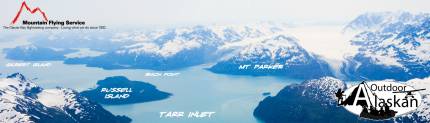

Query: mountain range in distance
3;11;430;81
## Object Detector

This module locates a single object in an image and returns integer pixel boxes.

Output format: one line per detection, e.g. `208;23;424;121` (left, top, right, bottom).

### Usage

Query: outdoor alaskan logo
335;81;425;120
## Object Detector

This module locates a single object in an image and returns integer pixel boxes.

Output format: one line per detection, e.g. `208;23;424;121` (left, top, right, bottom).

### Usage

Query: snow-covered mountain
253;77;356;123
103;22;288;58
343;11;429;33
254;77;430;123
64;23;291;70
209;34;333;79
0;73;131;123
4;45;77;61
341;12;430;81
398;77;430;122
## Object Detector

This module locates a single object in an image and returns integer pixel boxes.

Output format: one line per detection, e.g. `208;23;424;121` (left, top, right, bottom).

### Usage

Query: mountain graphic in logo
11;1;48;25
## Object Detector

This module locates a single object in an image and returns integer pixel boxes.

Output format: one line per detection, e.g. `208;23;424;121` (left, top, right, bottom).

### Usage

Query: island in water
81;76;172;105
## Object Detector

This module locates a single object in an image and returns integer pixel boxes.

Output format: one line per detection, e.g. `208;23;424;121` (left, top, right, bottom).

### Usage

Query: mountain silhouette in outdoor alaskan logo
11;1;48;24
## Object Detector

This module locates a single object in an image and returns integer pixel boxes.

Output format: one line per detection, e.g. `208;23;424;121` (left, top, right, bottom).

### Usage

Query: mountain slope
343;11;429;33
209;34;333;79
342;12;430;81
0;73;131;123
253;77;430;123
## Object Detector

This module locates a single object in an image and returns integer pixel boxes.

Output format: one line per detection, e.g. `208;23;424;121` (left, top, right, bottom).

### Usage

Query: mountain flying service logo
6;0;88;27
335;81;425;120
11;1;48;25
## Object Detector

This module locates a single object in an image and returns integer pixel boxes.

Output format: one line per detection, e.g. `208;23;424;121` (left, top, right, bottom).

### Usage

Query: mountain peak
7;73;27;81
343;11;428;33
343;11;430;81
301;77;346;103
0;73;132;123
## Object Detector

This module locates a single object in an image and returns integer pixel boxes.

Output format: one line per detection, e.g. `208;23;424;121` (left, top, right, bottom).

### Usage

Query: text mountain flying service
22;20;85;26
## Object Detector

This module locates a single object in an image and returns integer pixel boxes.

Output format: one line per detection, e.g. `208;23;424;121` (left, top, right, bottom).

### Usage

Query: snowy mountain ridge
344;11;429;33
114;22;288;58
342;11;430;81
217;34;308;64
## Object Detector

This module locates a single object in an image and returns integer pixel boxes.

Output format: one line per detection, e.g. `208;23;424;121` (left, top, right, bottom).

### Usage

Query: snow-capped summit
342;12;430;81
115;22;288;58
0;73;131;123
343;11;429;33
1;73;40;98
7;73;28;82
210;34;333;79
110;22;287;43
301;77;346;104
218;34;304;63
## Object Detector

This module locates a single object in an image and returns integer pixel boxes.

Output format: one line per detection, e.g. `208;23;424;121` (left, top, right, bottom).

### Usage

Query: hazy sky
1;0;429;27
